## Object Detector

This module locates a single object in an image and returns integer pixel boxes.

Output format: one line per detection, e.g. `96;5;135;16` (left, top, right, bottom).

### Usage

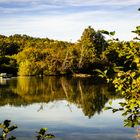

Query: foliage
0;120;55;140
95;69;111;83
36;128;55;140
113;71;140;127
0;120;17;140
97;8;140;128
102;17;140;128
79;26;107;59
104;70;140;127
102;40;140;127
0;26;109;76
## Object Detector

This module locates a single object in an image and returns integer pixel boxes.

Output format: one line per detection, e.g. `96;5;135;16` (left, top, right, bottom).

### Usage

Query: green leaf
98;74;104;78
9;125;18;132
112;109;119;113
119;108;124;111
110;31;115;36
104;70;107;75
37;128;48;135
95;69;103;74
126;55;131;59
95;69;105;77
100;30;110;35
0;123;4;129
133;37;140;40
104;107;112;110
45;134;55;139
136;26;140;30
132;30;137;34
119;102;126;107
109;101;112;105
4;120;11;128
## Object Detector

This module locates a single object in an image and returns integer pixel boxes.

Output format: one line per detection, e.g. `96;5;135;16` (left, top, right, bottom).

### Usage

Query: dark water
0;76;137;140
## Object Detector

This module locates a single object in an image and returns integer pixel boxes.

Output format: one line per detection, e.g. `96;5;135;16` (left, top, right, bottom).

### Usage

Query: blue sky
0;0;140;42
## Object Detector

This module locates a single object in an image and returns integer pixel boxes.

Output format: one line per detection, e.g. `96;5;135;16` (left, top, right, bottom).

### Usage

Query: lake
0;76;137;140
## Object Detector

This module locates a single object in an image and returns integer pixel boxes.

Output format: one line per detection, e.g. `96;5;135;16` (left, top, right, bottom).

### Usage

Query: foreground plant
36;128;55;140
0;120;55;140
113;71;140;127
0;120;17;140
104;70;140;127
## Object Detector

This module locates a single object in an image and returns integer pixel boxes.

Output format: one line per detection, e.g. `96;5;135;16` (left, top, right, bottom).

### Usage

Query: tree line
0;26;139;76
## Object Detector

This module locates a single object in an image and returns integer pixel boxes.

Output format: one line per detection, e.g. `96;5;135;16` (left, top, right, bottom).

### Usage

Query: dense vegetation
0;26;140;77
0;24;139;76
103;24;140;127
0;26;108;76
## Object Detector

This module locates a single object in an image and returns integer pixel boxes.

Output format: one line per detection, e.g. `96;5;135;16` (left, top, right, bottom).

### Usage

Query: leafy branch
0;120;55;140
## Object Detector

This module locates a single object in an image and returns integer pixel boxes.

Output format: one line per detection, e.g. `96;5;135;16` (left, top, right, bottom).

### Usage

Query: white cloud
65;0;140;6
0;0;139;6
0;0;39;3
0;4;61;14
0;0;139;16
0;0;140;41
0;9;139;42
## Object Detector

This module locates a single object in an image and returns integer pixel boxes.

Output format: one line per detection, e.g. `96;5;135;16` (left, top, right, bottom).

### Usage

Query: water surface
0;77;136;140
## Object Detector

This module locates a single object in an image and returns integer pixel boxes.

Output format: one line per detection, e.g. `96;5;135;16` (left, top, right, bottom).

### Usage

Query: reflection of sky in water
0;100;136;140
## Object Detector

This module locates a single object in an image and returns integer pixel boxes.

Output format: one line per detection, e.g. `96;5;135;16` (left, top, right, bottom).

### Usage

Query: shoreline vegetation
0;25;139;77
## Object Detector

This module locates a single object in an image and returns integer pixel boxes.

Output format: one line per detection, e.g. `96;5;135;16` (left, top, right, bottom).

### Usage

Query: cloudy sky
0;0;140;42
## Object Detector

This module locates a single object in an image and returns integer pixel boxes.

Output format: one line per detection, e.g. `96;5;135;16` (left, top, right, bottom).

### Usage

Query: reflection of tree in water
0;77;121;118
78;80;108;118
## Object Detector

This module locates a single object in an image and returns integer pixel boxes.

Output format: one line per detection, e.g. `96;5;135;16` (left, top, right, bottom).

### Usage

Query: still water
0;77;137;140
